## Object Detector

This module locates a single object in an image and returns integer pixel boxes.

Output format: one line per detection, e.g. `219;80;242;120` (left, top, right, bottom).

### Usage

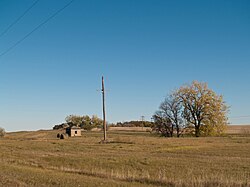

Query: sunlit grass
0;130;249;186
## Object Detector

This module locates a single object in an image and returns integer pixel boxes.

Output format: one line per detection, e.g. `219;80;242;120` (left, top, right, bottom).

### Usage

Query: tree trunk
176;127;180;137
170;125;174;137
195;125;200;137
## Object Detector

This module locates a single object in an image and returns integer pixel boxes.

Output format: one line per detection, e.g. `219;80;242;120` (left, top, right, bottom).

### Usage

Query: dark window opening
75;131;77;134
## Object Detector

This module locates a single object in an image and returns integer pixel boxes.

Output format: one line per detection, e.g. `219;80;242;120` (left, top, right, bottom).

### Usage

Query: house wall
70;129;81;137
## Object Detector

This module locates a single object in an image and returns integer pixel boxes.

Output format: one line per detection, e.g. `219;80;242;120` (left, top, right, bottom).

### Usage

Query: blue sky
0;0;250;131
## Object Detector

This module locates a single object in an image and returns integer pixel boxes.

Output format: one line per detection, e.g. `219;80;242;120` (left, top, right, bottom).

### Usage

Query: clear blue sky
0;0;249;131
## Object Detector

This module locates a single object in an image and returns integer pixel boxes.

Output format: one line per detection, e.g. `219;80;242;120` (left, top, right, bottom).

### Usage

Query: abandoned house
66;126;81;137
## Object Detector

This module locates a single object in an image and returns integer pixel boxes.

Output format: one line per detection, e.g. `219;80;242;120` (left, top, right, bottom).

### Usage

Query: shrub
0;127;6;137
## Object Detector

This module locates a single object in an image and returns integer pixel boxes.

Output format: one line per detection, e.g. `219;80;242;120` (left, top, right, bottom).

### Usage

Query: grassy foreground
0;130;249;187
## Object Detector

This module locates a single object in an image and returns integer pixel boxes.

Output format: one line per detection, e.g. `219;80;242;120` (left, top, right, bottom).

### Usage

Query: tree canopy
53;115;103;131
153;81;228;137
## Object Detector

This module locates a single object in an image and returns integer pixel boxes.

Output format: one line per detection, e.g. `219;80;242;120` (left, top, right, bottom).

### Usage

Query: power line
0;0;40;39
0;0;75;59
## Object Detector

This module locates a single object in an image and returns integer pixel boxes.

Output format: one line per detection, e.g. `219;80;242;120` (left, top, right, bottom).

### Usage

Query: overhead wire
0;0;75;59
0;0;40;39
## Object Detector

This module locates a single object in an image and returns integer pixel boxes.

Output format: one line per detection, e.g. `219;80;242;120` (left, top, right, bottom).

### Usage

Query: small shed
66;126;81;137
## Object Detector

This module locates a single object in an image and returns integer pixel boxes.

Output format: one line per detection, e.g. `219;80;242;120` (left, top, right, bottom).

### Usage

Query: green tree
91;115;103;128
81;115;92;130
65;114;103;130
177;81;228;137
65;115;83;127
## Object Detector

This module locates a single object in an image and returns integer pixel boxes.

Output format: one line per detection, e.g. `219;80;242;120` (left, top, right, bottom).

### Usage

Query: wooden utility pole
102;76;107;141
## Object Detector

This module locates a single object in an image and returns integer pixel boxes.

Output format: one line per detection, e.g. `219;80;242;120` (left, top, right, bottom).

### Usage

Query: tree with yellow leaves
177;81;228;137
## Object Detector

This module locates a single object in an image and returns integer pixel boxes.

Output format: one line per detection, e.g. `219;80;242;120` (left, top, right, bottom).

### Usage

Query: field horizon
0;125;250;186
4;124;250;134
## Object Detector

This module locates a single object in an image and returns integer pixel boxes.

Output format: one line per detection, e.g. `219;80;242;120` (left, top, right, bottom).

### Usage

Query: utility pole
102;76;107;141
141;115;145;130
141;115;145;122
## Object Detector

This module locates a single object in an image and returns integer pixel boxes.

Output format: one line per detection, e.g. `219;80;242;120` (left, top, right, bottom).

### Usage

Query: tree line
112;121;153;127
53;117;154;130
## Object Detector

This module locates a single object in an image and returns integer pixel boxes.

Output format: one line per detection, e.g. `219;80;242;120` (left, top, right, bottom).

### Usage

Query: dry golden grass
0;129;249;186
107;125;250;134
226;125;250;135
108;127;152;132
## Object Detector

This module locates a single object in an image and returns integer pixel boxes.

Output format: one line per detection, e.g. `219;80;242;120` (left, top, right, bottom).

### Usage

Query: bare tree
153;92;186;137
153;111;173;137
160;93;185;137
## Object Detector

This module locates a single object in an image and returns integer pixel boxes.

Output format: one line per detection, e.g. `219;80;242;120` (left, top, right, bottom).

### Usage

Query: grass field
0;127;249;186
